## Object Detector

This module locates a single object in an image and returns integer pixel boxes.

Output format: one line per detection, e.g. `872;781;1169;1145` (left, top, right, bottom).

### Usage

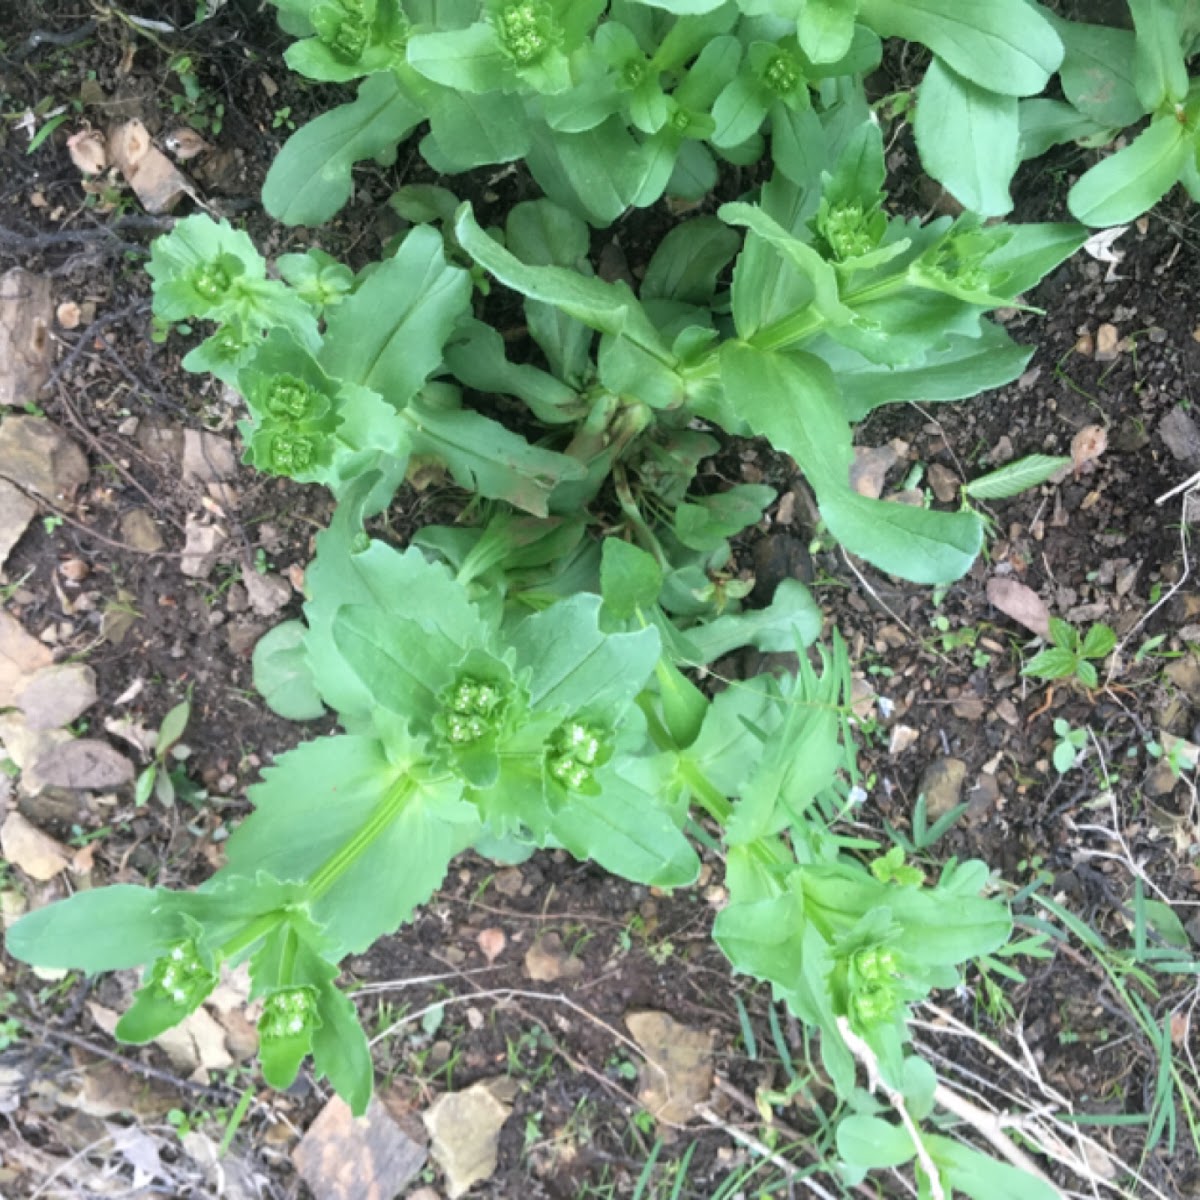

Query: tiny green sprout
1052;718;1088;774
1024;617;1116;690
870;845;924;886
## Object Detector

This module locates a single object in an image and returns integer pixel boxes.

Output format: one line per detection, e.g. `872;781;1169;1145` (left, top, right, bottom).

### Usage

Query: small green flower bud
762;50;800;98
265;375;318;422
260;988;318;1041
313;0;371;61
851;985;896;1027
494;1;557;67
547;720;608;792
147;939;216;1008
192;261;232;302
854;946;899;987
270;431;318;474
441;675;508;745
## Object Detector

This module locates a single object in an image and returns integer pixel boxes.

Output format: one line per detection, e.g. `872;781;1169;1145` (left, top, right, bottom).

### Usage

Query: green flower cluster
260;987;318;1041
493;1;558;67
312;0;372;62
815;199;886;261
846;944;901;1030
242;364;340;480
148;939;217;1008
547;720;606;791
442;676;506;745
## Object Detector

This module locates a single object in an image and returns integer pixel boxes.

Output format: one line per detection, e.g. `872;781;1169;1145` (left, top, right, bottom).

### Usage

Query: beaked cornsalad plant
10;1;1169;1195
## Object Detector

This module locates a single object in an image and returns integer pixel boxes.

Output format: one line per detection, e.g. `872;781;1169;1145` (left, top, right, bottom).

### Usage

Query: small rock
0;811;70;880
850;444;900;499
423;1083;511;1199
136;420;183;467
181;430;237;486
15;663;98;730
0;416;89;502
35;739;134;790
523;932;583;983
986;436;1014;465
888;724;919;756
967;772;1002;823
242;568;291;618
918;757;967;821
107;120;192;213
0;269;54;408
0;477;37;571
1165;653;1200;704
625;1011;715;1128
927;463;960;503
180;518;227;579
1160;407;1200;466
477;928;506;963
119;509;164;553
493;867;523;896
1094;323;1120;361
0;610;53;706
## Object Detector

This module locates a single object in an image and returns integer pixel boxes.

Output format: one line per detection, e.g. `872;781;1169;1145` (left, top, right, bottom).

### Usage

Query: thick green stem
308;775;415;901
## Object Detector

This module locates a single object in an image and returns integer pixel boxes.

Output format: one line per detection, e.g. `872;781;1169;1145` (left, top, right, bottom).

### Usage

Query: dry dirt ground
1;4;1199;1199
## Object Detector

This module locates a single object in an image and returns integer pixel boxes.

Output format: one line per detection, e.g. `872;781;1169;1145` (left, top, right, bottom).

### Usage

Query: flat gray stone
35;738;134;790
119;508;164;553
180;518;227;579
0;416;88;502
182;429;237;485
0;478;37;570
15;663;98;730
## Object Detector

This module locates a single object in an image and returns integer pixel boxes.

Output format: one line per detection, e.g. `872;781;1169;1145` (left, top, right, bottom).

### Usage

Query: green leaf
600;539;664;619
915;58;1018;216
221;736;480;956
404;386;585;517
1051;15;1143;127
263;73;424;226
683;580;824;664
1018;98;1112;161
1048;616;1076;651
1023;646;1079;680
830;324;1033;420
674;484;776;552
253;620;326;721
5;886;172;973
719;343;983;583
406;23;511;93
455;204;673;361
1081;623;1116;661
421;87;530;173
1141;898;1191;950
512;594;661;714
929;1132;1062;1200
1129;0;1190;112
1068;116;1190;226
550;759;699;888
321;226;471;403
157;699;191;756
1053;738;1078;774
837;1114;917;1170
303;504;485;722
965;454;1070;500
311;981;374;1115
858;0;1062;96
797;0;858;64
332;608;462;720
641;217;742;306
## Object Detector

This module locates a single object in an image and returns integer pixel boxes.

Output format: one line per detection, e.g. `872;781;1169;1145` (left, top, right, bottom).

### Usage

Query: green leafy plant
259;0;1065;226
1020;0;1200;225
1023;616;1117;689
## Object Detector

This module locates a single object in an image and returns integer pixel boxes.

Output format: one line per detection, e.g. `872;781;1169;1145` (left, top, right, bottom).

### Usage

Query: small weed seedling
1024;617;1117;690
135;696;192;807
1052;718;1088;774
